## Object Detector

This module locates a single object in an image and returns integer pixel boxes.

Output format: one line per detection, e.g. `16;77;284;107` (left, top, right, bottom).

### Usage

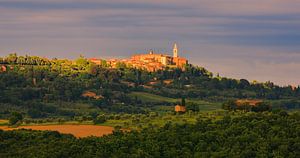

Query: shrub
93;114;106;124
9;112;23;126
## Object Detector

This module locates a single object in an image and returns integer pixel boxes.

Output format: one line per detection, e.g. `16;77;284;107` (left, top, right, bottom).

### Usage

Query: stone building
0;65;7;72
175;105;186;113
90;43;188;72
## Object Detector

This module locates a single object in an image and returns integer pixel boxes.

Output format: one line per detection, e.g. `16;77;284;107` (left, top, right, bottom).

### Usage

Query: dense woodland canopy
0;54;300;119
0;112;299;158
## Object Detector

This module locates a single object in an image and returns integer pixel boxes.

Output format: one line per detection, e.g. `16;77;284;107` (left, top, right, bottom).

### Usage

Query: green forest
1;112;299;158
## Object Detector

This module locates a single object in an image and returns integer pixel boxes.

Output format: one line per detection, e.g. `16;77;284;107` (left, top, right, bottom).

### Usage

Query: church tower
173;43;178;58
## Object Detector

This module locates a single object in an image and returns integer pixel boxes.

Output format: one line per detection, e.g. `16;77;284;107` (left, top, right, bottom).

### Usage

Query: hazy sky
0;0;299;86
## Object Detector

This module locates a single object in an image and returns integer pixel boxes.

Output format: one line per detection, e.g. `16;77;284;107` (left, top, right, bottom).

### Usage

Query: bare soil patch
0;125;114;138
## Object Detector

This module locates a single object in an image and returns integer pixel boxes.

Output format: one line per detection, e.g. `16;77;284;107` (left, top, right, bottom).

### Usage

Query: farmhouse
82;91;104;100
0;65;6;72
175;105;186;113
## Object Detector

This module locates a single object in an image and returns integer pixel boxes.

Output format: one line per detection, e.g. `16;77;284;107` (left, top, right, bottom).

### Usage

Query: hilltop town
89;43;188;72
1;44;300;158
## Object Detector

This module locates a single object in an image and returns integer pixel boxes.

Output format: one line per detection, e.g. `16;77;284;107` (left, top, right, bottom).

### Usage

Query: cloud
0;0;299;85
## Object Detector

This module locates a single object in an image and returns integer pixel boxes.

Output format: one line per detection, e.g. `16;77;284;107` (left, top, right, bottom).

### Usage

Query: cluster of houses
90;43;188;72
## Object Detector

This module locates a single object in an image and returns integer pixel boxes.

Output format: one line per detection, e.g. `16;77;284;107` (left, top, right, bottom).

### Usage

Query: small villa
175;105;186;113
82;91;104;100
0;65;6;72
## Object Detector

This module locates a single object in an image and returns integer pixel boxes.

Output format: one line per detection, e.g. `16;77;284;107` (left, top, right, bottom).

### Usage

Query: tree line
0;112;299;158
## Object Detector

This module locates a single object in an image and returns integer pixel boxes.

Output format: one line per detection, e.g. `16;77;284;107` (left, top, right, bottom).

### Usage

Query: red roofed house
175;105;186;113
0;65;6;72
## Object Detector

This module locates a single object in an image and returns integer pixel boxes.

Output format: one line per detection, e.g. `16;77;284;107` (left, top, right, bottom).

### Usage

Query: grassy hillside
129;92;222;111
1;54;299;121
129;92;179;103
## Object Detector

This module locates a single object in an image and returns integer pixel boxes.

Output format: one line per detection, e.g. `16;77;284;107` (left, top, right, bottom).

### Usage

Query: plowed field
0;125;114;138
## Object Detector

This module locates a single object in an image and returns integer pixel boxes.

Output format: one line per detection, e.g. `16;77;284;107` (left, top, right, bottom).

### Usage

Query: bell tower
173;43;178;58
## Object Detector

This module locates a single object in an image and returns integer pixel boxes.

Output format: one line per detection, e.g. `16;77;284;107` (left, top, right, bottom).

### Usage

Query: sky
0;0;299;86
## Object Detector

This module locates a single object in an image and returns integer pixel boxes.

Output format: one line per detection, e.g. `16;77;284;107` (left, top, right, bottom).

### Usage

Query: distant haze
0;0;299;86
